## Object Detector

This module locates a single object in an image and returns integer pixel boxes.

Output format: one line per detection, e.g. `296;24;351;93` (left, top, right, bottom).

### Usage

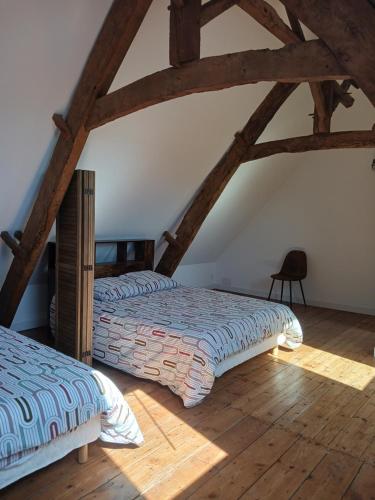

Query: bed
0;326;143;489
51;269;303;408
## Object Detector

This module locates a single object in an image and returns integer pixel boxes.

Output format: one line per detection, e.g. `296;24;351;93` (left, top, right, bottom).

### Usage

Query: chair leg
280;280;284;304
299;280;307;306
289;281;292;308
268;279;275;301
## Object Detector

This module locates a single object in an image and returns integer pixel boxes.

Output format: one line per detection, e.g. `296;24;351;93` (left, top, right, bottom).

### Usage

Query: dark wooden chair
267;250;307;307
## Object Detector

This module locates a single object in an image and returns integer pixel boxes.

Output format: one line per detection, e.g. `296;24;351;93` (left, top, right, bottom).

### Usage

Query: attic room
0;0;374;498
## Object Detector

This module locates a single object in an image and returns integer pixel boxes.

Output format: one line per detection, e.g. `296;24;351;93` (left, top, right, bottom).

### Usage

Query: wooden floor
3;305;375;499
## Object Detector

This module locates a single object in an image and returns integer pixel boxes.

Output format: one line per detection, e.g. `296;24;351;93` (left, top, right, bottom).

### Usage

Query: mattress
87;274;303;407
0;416;100;490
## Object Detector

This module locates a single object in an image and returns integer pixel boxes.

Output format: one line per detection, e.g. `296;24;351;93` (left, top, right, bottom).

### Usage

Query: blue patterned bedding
0;327;143;469
84;273;303;407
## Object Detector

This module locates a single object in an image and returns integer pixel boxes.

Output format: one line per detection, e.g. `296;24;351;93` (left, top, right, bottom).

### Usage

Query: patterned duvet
0;326;143;469
88;273;303;407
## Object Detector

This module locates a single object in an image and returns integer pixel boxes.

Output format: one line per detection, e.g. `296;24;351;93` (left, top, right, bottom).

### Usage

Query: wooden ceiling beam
244;130;375;162
200;0;237;26
310;81;332;133
156;82;298;277
87;40;348;129
0;0;153;327
279;0;375;106
237;0;353;126
169;0;201;67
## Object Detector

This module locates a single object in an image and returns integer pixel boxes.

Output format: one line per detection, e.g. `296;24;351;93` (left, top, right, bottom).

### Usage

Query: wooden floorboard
2;304;375;499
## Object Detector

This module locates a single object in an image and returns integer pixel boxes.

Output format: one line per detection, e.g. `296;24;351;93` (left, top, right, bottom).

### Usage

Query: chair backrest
280;250;307;279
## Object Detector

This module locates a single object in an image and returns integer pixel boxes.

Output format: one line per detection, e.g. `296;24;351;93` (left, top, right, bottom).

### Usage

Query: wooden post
170;0;201;67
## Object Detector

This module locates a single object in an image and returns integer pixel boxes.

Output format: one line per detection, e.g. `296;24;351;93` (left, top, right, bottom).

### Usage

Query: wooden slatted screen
55;170;95;365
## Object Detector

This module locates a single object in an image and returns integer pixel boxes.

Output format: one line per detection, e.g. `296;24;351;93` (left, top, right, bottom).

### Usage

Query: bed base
0;417;100;490
214;333;284;378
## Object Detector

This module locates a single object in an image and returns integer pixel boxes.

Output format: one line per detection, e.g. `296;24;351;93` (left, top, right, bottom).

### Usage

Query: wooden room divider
55;170;95;365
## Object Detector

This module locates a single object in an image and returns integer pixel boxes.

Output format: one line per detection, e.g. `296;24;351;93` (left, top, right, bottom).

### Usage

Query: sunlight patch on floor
276;345;375;391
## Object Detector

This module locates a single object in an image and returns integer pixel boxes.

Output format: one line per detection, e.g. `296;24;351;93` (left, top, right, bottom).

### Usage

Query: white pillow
94;271;179;302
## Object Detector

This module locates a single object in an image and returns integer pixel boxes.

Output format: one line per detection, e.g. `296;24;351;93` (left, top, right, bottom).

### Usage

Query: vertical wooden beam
284;9;331;133
156;82;298;277
170;0;201;67
0;0;153;327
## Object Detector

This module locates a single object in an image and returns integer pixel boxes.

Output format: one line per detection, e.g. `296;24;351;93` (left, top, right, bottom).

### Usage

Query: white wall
215;90;375;315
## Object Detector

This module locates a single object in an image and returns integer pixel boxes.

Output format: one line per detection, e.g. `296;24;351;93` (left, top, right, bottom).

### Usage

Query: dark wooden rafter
279;0;375;106
87;40;348;129
237;0;353;130
169;0;201;67
200;0;237;26
0;0;153;327
244;130;375;162
156;82;298;276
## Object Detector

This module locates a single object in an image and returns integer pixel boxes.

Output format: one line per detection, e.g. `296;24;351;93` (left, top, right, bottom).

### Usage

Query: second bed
84;271;303;407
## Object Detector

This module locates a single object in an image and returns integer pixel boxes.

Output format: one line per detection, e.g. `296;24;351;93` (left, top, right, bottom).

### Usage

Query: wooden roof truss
0;0;374;326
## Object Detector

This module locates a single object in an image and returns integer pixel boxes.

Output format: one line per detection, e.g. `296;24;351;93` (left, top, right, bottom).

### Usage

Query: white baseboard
216;285;375;316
